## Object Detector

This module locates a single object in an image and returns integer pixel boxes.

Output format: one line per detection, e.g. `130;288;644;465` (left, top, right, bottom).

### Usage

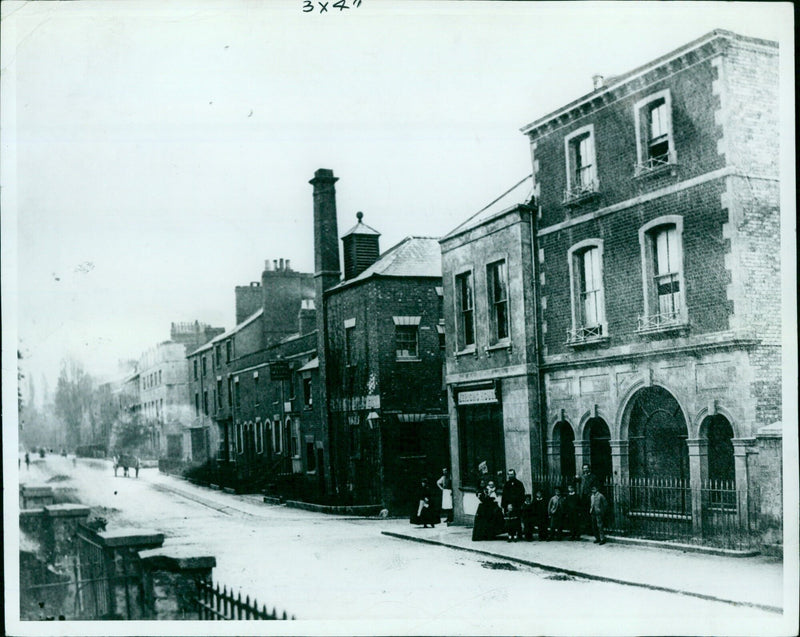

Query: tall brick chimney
310;168;340;495
310;168;341;293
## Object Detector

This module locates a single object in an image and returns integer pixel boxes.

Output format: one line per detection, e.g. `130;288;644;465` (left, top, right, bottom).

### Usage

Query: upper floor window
203;390;208;416
225;340;232;363
193;359;198;380
638;216;686;332
567;240;607;344
486;259;509;344
455;271;475;350
234;378;240;407
634;90;675;175
393;316;421;360
344;318;356;366
216;379;223;409
214;344;221;369
202;356;207;377
302;376;313;408
564;125;598;203
195;392;200;417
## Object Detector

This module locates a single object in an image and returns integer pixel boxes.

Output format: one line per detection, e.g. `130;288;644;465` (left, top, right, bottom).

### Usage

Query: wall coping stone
43;504;91;518
96;528;165;549
20;485;54;496
20;508;46;518
138;547;217;572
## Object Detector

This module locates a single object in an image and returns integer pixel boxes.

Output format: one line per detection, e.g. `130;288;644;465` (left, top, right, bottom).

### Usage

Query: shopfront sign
457;388;498;405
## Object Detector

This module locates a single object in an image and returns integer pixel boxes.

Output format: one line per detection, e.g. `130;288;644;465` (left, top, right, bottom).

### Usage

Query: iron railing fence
525;473;758;550
195;580;294;620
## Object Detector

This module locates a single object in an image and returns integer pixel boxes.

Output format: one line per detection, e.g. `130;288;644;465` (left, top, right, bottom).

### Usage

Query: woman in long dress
410;478;438;528
472;481;505;541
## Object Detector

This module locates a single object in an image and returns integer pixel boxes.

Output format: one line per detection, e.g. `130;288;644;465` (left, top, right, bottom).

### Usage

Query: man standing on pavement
576;464;598;536
590;485;608;545
501;469;525;514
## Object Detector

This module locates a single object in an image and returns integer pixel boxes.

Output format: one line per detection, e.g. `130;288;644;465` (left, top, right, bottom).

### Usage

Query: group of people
472;464;609;545
411;463;610;545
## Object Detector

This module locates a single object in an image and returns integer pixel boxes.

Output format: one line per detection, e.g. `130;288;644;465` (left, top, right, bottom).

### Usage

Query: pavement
382;522;784;613
18;456;787;619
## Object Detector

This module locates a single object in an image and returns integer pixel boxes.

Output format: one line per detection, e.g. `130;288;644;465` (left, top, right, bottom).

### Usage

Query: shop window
486;259;509;344
455;271;475;351
457;402;505;489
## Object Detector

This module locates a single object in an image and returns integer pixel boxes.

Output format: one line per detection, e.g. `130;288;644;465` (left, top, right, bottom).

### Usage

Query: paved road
18;456;789;635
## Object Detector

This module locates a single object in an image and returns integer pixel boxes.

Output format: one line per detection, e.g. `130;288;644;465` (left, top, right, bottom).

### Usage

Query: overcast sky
1;0;792;398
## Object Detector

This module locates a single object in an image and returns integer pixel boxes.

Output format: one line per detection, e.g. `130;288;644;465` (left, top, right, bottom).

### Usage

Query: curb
381;531;782;615
605;534;760;557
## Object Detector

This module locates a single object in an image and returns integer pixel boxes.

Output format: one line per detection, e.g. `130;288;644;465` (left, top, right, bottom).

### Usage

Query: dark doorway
586;417;612;483
627;386;688;481
555;421;576;478
317;448;326;496
706;415;735;483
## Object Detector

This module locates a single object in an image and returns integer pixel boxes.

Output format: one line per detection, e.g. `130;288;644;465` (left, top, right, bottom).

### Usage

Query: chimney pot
286;259;291;271
592;74;604;90
264;259;271;271
273;259;278;270
279;258;284;271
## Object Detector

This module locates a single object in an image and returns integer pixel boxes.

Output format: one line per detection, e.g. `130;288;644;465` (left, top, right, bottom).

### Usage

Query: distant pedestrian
532;489;548;540
436;468;454;526
504;502;521;542
25;452;30;471
564;484;581;540
548;487;564;540
501;469;525;514
410;478;438;528
576;464;598;536
122;455;130;477
134;457;141;478
590;485;609;545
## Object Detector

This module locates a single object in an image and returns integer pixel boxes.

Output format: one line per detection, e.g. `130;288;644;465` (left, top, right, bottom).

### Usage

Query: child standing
548;487;564;540
564;484;581;540
520;494;535;541
533;490;548;540
504;503;522;542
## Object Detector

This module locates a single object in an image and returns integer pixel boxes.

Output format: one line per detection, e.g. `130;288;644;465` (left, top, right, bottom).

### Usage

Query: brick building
312;170;450;513
444;30;782;549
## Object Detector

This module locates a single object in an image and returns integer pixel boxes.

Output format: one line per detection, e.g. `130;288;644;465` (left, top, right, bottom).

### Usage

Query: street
19;455;787;635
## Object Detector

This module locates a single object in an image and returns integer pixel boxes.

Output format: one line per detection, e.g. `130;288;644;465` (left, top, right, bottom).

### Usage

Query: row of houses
113;30;782;548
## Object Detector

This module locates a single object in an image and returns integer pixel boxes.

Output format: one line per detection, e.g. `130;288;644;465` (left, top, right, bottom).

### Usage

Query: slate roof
341;213;381;238
187;308;263;357
329;236;442;291
442;175;534;241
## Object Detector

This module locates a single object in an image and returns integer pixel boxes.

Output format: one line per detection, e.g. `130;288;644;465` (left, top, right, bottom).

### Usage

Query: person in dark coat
410;478;438;528
501;469;525;513
504;503;522;542
564;484;581;540
576;464;598;536
590;485;609;544
472;488;505;541
532;489;549;540
521;494;535;541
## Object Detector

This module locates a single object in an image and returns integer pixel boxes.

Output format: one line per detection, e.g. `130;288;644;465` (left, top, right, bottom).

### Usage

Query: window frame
563;124;598;202
454;269;476;353
567;239;608;345
486;258;510;346
343;318;356;367
638;215;687;332
634;89;676;176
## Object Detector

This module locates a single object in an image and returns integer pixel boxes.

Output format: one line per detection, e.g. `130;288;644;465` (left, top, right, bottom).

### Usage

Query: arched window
554;421;576;479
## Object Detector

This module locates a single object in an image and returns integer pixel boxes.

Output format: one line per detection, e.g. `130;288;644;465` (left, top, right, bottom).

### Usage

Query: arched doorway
627;386;688;481
554;421;576;479
705;415;735;508
585;417;612;483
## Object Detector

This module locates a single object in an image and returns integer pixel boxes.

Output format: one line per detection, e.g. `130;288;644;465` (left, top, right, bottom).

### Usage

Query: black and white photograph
2;1;797;635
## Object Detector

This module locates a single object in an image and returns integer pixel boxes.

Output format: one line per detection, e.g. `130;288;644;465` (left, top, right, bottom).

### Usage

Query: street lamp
366;411;380;430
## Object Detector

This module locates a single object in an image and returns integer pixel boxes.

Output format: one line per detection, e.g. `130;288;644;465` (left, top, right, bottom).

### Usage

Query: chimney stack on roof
592;74;605;90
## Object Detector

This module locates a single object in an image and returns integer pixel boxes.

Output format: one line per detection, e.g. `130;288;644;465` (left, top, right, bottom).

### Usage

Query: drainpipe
527;201;549;476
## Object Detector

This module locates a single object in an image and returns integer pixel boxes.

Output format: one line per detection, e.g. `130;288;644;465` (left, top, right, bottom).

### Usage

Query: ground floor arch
553;420;575;478
584;417;612;483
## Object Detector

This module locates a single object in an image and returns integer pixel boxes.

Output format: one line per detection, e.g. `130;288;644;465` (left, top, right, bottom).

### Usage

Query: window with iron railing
567;241;607;345
564;125;599;204
634;91;676;176
638;219;687;333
